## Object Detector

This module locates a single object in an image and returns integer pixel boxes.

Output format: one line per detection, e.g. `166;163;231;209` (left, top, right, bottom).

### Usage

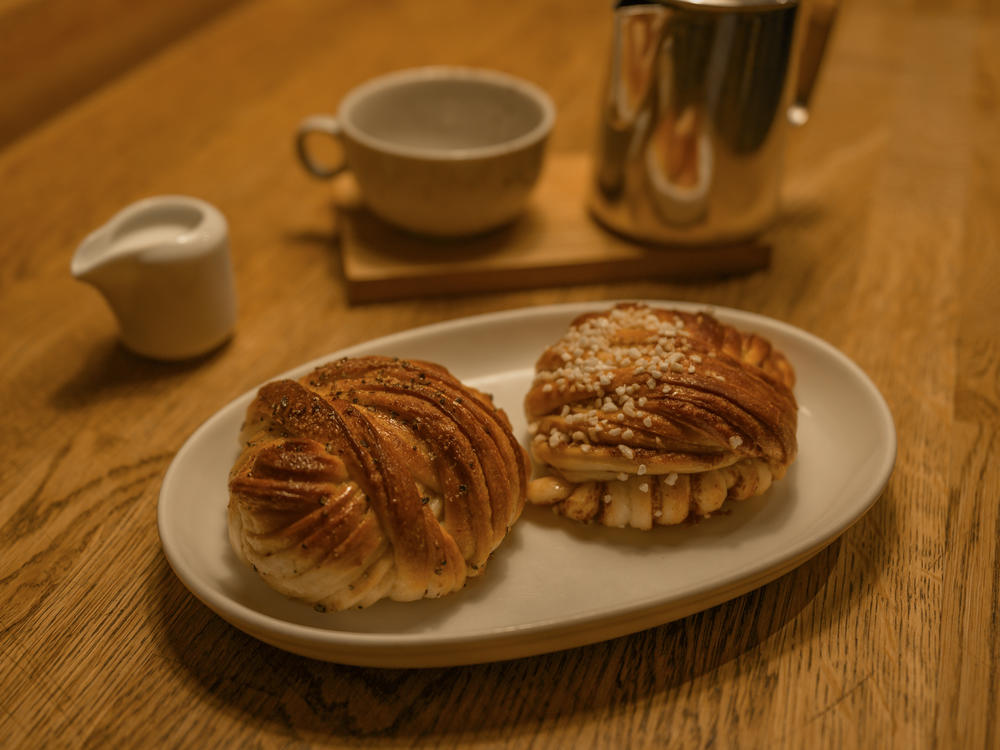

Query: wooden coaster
335;153;769;303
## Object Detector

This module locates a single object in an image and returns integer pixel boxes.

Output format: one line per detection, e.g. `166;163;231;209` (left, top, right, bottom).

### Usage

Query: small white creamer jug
72;195;237;360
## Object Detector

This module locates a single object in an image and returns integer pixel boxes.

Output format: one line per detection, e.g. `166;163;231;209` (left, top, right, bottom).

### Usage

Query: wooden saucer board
336;153;770;303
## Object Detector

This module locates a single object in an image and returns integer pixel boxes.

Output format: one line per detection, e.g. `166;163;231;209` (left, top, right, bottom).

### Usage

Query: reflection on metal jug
590;0;836;245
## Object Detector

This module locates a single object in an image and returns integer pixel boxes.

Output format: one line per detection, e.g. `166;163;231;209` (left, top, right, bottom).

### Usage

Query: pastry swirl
524;303;797;528
228;355;529;610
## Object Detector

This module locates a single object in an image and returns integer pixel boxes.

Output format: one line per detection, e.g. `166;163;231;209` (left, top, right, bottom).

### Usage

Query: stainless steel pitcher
589;0;836;245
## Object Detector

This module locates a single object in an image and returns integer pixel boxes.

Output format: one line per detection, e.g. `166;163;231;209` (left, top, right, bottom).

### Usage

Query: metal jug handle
788;0;839;126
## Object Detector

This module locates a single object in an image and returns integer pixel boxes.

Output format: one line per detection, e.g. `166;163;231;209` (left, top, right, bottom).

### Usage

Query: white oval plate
158;301;896;667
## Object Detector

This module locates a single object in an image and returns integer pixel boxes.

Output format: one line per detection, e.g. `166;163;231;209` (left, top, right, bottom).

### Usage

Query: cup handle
788;0;839;126
295;114;347;178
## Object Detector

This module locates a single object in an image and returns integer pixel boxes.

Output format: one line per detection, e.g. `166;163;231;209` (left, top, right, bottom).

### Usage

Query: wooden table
2;0;997;746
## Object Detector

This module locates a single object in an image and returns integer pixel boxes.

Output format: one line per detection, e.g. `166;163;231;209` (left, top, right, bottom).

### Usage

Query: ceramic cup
295;66;555;237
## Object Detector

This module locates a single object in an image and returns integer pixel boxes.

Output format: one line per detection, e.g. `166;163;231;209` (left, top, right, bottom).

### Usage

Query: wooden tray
335;153;769;303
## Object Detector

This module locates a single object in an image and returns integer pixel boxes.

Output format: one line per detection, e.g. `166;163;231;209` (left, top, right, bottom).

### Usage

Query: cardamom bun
524;303;797;529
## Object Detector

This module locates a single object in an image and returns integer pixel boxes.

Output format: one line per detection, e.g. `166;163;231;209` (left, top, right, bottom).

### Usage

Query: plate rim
157;299;897;665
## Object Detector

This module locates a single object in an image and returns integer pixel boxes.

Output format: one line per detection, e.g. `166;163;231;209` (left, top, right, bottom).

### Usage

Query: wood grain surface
1;0;998;747
0;0;248;148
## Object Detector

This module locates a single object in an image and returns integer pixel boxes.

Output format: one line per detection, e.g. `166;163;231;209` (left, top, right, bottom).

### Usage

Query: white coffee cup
296;66;555;237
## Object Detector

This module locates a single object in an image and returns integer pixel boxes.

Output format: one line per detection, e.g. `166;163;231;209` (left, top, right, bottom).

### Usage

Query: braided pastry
524;303;797;528
228;355;529;610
